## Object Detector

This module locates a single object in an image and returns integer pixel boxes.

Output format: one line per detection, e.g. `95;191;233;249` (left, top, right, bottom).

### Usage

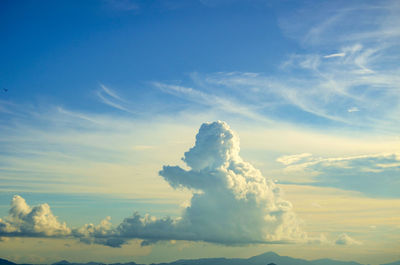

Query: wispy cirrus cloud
153;57;398;130
96;84;136;114
276;152;400;198
153;82;272;123
278;1;400;46
146;2;399;128
91;1;400;132
323;53;346;58
134;1;400;132
276;153;313;166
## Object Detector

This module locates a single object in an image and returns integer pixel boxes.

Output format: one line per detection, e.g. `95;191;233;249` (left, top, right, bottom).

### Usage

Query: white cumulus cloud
92;121;309;247
0;195;70;237
1;122;324;247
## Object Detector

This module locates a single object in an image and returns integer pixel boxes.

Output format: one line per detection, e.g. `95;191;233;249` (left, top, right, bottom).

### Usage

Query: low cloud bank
1;121;336;247
76;121;308;247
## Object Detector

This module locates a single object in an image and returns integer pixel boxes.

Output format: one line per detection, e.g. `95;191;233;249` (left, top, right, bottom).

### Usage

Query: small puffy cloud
0;195;70;237
335;233;362;245
116;213;183;246
72;216;125;247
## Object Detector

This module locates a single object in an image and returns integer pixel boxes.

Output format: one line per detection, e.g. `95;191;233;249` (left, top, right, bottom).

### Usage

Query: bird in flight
3;88;8;92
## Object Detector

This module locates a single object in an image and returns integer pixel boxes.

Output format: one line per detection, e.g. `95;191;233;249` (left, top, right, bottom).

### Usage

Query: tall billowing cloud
0;195;70;237
105;121;307;246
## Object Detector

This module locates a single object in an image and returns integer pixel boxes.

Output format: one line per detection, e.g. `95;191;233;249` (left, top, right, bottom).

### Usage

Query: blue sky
1;0;400;264
1;0;293;110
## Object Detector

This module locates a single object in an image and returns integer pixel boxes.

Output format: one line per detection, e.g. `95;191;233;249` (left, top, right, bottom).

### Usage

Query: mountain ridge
0;252;397;265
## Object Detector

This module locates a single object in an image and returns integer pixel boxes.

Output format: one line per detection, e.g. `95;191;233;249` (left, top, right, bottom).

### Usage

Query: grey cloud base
1;121;310;247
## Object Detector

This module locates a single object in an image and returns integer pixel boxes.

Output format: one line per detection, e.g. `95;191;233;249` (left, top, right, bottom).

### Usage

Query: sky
0;0;400;264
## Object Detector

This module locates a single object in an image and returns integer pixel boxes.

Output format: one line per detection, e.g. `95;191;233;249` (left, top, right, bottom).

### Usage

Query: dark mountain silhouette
312;259;363;265
110;263;138;265
52;262;107;265
381;262;400;265
52;261;70;265
0;258;17;265
248;251;311;265
0;251;397;265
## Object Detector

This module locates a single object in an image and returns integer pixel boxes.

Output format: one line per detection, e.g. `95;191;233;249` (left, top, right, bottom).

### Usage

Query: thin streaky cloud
188;70;367;126
100;84;126;102
324;53;346;58
277;152;400;197
153;82;272;123
57;107;102;124
96;84;136;114
200;4;400;131
96;91;129;112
